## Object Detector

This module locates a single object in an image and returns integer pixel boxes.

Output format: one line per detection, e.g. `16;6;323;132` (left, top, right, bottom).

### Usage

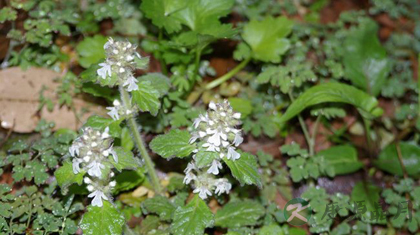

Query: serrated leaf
150;129;195;158
223;151;262;188
241;16;293;63
315;145;363;176
138;73;171;97
76;35;107;69
174;0;235;38
83;115;122;138
142;195;176;221
110;147;139;171
215;200;264;228
79;201;125;235
112;169;145;194
375;142;420;177
131;80;161;116
343;20;390;97
54;161;85;189
194;150;219;168
171;195;214;235
140;0;187;33
228;97;253;118
258;224;284;235
278;82;383;123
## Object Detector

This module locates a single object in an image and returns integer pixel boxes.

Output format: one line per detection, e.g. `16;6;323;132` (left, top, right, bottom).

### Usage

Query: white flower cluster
184;100;243;199
97;38;141;92
106;99;133;121
69;127;117;207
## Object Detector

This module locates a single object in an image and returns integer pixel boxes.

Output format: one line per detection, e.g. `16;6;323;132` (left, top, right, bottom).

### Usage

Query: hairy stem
205;57;251;90
288;91;313;156
119;86;162;194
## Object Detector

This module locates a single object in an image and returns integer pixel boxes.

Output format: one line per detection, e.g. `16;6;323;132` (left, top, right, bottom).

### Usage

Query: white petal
123;75;138;92
97;63;112;79
72;158;81;174
227;147;240;160
207;160;222;175
209;102;217;110
233;133;243;147
106;107;119;120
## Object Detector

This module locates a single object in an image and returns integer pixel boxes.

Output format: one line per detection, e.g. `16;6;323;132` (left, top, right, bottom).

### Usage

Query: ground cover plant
0;0;420;234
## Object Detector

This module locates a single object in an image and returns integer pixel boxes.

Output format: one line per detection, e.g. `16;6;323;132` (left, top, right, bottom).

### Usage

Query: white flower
88;190;108;207
227;147;240;160
106;106;119;120
207;160;222;175
104;38;114;49
233;133;243;147
184;162;197;174
183;172;196;184
209;102;217;110
72;158;82;174
123;75;138;92
233;112;241;119
69;144;80;157
202;142;220;152
193;114;208;128
193;186;212;199
189;133;199;144
97;62;112;79
207;128;227;147
214;179;232;195
101;127;110;139
87;161;105;178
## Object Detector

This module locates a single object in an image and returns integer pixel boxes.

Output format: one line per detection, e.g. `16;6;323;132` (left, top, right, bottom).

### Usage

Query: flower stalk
205;57;251;90
119;86;162;194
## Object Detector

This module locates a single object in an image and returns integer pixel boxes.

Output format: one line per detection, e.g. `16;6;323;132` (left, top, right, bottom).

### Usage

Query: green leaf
120;127;134;151
194;150;219;168
76;35;107;69
138;73;171;97
343;20;390;96
150;129;195;158
278;82;383;123
110;147;139;171
142;195;176;221
315;145;363;176
375;142;420;177
113;169;145;194
84;115;122;138
215;200;264;228
223;151;262;188
258;224;284;235
173;0;235;38
0;7;17;23
351;182;385;223
171;195;214;235
140;0;187;33
131;80;161;116
54;161;85;189
228;97;253;118
241;16;293;63
79;201;125;235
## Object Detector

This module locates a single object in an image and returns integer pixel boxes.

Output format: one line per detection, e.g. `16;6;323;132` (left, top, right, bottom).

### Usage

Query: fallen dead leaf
0;67;106;132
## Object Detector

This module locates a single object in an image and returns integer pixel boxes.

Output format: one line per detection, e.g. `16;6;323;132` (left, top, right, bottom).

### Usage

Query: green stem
417;53;419;117
310;115;322;156
363;117;373;157
288;91;313;156
157;30;168;76
119;86;162;194
205;57;251;90
192;47;202;85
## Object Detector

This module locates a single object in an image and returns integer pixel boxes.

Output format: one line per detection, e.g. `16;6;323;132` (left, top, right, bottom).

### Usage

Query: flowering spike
183;100;242;199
